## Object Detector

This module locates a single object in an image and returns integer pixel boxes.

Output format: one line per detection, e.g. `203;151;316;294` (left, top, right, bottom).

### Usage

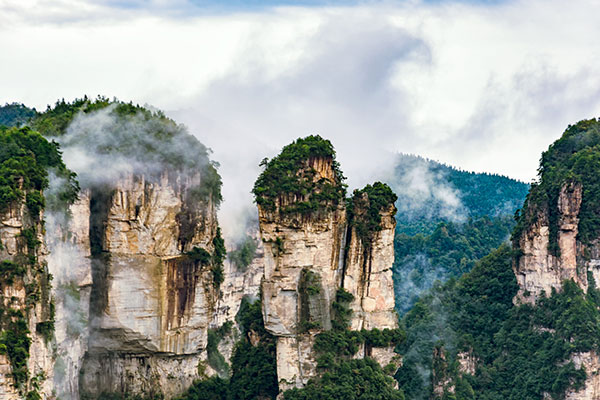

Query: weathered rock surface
46;191;93;399
80;173;220;399
565;352;600;400
343;203;397;331
0;199;54;399
513;182;596;303
257;156;399;393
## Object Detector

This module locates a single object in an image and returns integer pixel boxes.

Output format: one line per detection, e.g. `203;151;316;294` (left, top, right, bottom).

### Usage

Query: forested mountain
0;103;37;127
388;154;529;236
387;155;529;314
397;118;600;400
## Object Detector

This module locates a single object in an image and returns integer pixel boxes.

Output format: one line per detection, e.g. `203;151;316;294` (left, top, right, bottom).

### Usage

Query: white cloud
2;0;600;237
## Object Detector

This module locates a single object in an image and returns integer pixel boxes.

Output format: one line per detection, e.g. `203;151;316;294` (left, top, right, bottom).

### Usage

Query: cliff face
259;157;347;391
0;197;54;399
79;172;220;399
46;192;93;399
256;152;399;393
343;199;397;331
513;182;597;303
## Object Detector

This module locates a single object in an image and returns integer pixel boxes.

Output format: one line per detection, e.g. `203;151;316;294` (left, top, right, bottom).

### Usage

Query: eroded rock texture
257;156;399;393
80;173;220;399
0;197;54;399
513;182;594;303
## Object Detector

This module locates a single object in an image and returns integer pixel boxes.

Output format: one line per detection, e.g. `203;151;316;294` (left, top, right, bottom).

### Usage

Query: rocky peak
253;136;400;394
513;119;600;304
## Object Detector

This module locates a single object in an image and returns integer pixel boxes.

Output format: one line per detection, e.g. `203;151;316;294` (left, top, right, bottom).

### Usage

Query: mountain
0;101;405;400
387;154;529;315
397;118;600;400
388;154;529;236
0;103;37;127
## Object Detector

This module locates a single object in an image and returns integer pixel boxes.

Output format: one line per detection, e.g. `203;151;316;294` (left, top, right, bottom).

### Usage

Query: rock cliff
0;196;54;399
253;136;400;394
512;119;600;399
513;182;595;303
79;172;221;399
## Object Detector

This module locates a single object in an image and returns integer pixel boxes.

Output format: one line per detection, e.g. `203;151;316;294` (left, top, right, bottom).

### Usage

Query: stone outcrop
79;172;221;399
0;197;54;399
513;182;600;303
46;191;93;399
565;352;600;400
256;156;399;393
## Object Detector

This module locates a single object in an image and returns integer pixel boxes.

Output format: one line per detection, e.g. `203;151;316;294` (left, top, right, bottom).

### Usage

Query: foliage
207;322;233;377
283;358;405;400
0;314;31;388
176;298;278;400
513;119;600;253
184;227;226;289
228;235;258;271
211;227;226;288
0;126;78;215
348;182;397;246
397;244;596;399
394;215;516;315
285;285;405;399
389;153;529;236
0;103;38;128
31;96;222;206
252;135;346;216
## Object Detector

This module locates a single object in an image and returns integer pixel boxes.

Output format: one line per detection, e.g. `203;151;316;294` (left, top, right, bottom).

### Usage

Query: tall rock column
343;183;399;365
253;136;402;394
0;196;54;399
80;172;222;399
513;182;588;304
258;156;347;391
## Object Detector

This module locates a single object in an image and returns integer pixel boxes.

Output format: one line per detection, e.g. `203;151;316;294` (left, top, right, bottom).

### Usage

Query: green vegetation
396;244;599;399
390;154;528;316
211;227;226;288
206;321;234;377
176;297;278;400
184;227;226;289
0;126;78;215
228;235;258;271
0;103;38;128
513;118;600;254
394;215;515;314
284;288;405;400
0;313;31;388
348;182;397;245
31;96;222;206
252;135;346;216
390;154;529;236
298;269;324;332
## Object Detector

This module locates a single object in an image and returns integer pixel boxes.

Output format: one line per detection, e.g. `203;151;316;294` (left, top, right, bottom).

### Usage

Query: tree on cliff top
252;135;346;216
513;118;600;253
30;96;222;206
0;126;78;215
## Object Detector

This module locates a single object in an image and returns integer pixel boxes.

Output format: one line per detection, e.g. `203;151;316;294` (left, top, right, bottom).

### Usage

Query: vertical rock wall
0;197;54;399
256;156;399;394
513;182;593;304
79;172;220;399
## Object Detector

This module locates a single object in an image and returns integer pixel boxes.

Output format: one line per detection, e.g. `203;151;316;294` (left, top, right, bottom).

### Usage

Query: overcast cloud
2;0;600;237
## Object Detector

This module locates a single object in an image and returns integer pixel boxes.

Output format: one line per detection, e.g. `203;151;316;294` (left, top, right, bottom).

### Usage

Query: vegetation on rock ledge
513;118;600;254
252;135;346;216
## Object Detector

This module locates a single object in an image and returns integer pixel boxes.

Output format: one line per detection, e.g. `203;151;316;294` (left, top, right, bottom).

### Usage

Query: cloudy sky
2;0;600;232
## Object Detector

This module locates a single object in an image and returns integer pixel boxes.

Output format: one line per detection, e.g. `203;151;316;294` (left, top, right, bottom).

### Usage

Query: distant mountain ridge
387;153;529;235
387;154;529;315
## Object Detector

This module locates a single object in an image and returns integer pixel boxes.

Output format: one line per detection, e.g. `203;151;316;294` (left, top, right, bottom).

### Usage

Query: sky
2;0;600;236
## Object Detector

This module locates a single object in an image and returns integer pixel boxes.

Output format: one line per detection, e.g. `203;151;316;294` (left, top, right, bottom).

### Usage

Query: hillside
388;154;529;314
397;118;600;400
0;103;37;127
